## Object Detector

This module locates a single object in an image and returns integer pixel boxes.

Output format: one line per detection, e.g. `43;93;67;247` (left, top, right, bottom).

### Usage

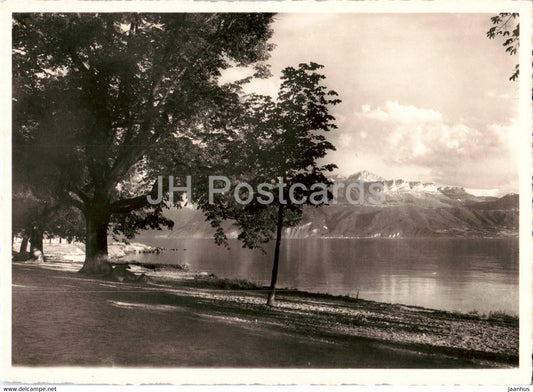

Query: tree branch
107;16;237;198
109;194;151;214
67;192;85;211
103;133;158;197
109;178;161;214
71;188;91;204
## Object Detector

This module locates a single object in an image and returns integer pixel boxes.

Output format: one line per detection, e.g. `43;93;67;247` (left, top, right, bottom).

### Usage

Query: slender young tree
203;63;341;306
13;13;275;274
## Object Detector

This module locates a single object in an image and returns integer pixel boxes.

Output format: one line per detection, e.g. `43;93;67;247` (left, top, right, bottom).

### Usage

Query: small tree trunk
80;207;112;275
29;227;45;261
59;237;62;244
267;204;284;306
19;235;29;254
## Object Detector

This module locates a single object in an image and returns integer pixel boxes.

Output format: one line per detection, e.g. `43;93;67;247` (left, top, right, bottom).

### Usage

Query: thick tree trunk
19;235;29;254
267;204;284;306
80;207;112;275
29;227;45;261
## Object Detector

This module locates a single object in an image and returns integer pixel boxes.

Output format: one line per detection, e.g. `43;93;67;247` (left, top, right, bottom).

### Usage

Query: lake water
127;236;519;315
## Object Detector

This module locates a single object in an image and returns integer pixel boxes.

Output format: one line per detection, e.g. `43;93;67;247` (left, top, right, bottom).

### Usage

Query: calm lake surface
128;237;519;315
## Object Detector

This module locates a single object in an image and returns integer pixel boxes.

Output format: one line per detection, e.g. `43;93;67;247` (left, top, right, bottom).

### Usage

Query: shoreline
12;239;519;317
12;258;518;368
16;250;519;318
139;233;519;240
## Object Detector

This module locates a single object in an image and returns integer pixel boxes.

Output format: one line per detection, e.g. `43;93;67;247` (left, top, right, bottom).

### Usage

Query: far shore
11;248;518;368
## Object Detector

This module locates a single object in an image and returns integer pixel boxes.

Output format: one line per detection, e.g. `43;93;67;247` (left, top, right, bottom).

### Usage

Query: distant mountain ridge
152;171;518;240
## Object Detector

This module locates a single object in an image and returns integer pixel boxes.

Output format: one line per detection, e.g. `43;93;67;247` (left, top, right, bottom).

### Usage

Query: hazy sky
221;13;519;195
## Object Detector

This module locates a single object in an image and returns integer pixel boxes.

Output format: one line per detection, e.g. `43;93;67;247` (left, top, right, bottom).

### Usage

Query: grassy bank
11;258;518;368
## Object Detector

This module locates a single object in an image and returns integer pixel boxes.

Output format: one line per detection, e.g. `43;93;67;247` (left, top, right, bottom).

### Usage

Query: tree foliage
487;13;520;81
12;98;84;258
12;13;275;272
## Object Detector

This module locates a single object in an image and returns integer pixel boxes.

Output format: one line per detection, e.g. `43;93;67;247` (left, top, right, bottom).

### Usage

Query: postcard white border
1;0;531;386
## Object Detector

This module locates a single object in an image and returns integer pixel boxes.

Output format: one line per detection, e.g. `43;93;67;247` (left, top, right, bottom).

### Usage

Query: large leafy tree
13;13;275;274
202;63;340;306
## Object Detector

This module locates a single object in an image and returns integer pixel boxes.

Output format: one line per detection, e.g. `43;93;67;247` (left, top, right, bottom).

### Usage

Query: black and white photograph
3;0;532;387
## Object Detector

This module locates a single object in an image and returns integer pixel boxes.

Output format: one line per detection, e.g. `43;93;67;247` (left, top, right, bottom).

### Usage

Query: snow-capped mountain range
329;171;497;208
144;171;518;240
